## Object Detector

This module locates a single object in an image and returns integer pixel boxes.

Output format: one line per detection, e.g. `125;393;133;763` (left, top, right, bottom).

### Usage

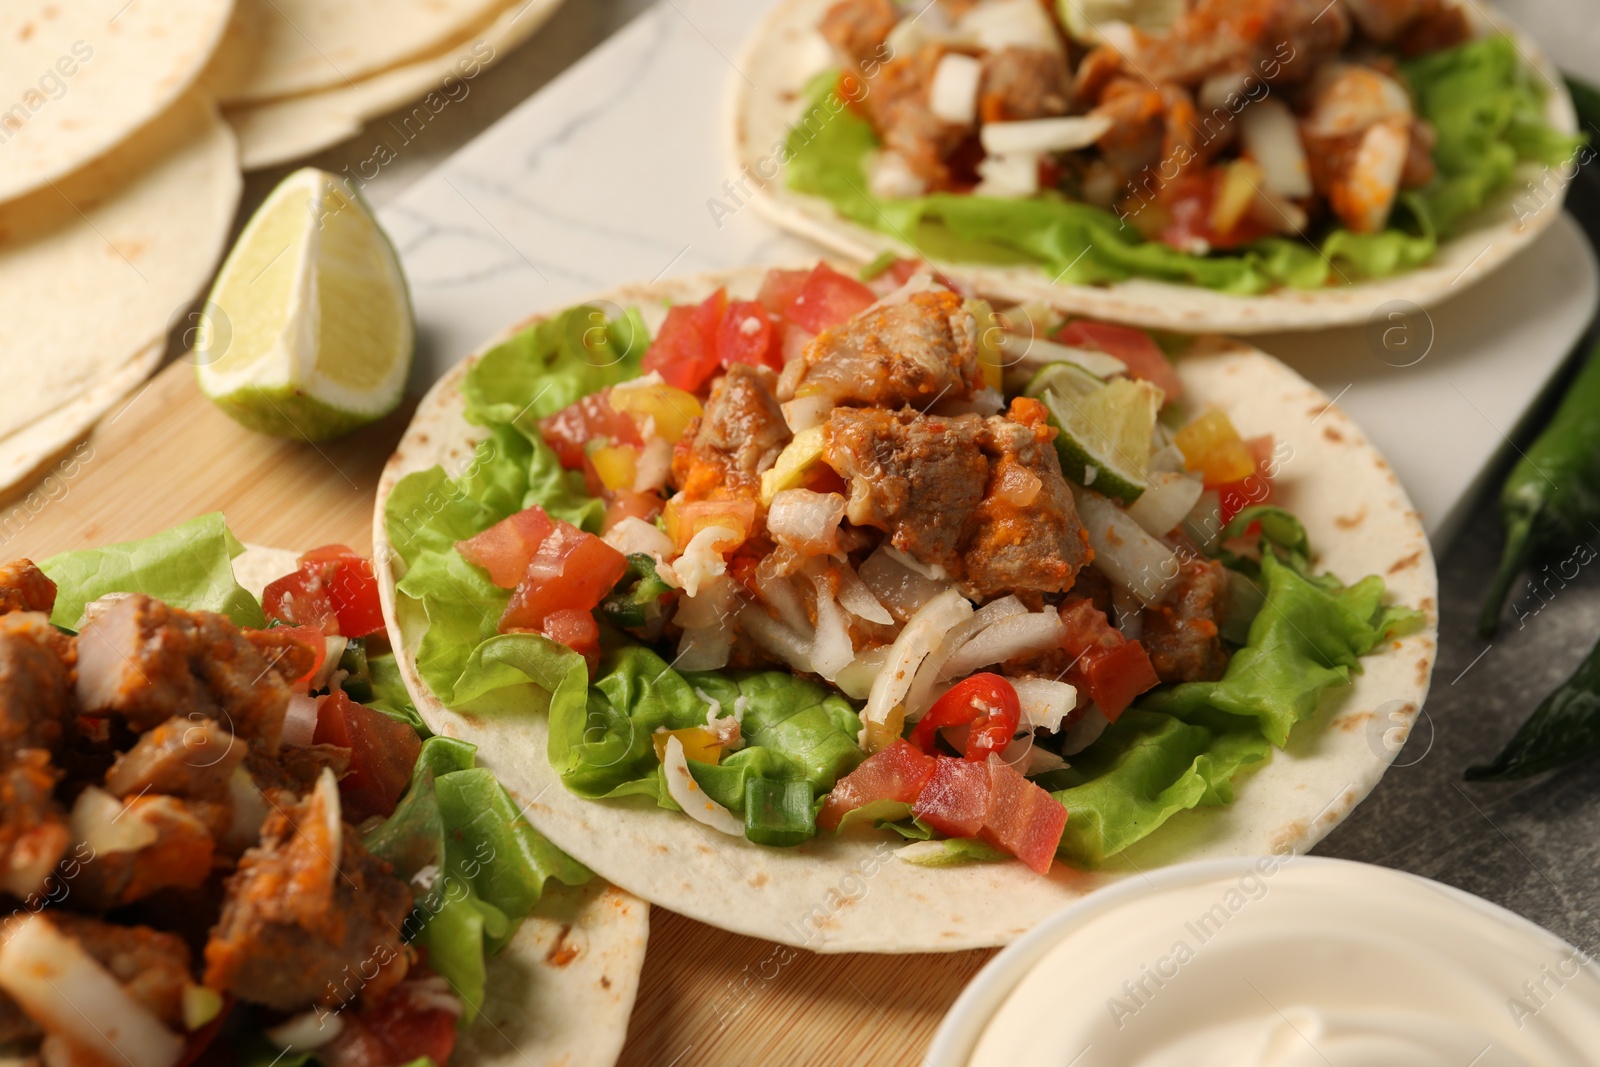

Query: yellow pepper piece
1175;409;1257;486
1212;159;1264;236
653;727;723;765
969;298;1004;391
759;425;827;505
610;381;703;443
589;444;639;491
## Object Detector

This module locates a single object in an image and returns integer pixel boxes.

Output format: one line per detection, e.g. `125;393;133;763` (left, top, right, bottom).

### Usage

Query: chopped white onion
1183;488;1226;553
906;595;1028;720
662;736;744;837
674;574;738;671
940;610;1067;680
809;574;855;683
868;150;929;199
633;436;674;493
929;53;982;125
738;603;816;675
836;644;891;701
266;1011;344;1051
767;490;846;555
1342;119;1409;233
884;545;947;581
960;0;1064;53
604;516;677;568
307;637;346;692
1240;99;1312;199
860;545;946;622
835;562;892;625
1010;677;1080;733
974;152;1040;198
0;916;186;1067
754;571;812;633
281;693;321;748
864;589;973;726
70;787;157;855
981;115;1112;156
995;332;1127;378
671;525;738;597
781;393;833;433
999;735;1068;776
1073;486;1180;606
1127;471;1205;538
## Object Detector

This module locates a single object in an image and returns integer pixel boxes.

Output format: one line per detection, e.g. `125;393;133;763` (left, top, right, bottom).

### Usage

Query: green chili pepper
1478;337;1600;637
1466;630;1600;780
600;554;674;630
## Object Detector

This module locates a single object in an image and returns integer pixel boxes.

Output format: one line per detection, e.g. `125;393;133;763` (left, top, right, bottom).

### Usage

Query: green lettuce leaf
1142;552;1423;747
365;736;590;1021
39;512;265;630
1052;710;1271;867
785;35;1576;292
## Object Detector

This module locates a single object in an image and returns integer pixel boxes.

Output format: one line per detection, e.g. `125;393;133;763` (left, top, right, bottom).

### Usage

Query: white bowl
927;855;1599;1066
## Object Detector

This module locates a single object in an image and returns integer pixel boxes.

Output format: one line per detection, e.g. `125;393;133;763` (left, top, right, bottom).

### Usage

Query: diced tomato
264;546;384;638
540;607;601;674
266;623;328;687
912;757;992;838
785;264;876;334
456;507;556;589
1055;320;1182;403
757;268;810;316
642;288;729;393
716;299;782;371
1059;598;1124;659
1080;641;1160;722
1215;434;1277;524
499;522;629;632
313;689;422;822
980;754;1068;874
882;257;924;287
360;980;459;1067
817;739;938;831
1157;170;1271;253
662;498;758;553
537;390;643;471
910;674;1021;761
318;1015;392;1067
602;489;665;533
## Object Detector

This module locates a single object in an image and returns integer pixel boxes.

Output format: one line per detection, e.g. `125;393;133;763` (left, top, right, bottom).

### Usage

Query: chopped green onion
743;778;815;847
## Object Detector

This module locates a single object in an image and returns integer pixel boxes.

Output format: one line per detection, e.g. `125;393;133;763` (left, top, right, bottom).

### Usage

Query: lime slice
1038;377;1162;504
196;167;412;441
1058;0;1185;43
1024;362;1103;402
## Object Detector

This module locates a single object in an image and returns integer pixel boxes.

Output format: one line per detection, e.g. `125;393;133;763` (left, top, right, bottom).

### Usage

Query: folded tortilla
730;0;1576;334
371;267;1438;952
234;544;650;1067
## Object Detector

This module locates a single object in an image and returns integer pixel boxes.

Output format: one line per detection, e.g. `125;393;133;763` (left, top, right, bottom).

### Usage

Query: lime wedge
1038;377;1162;504
1058;0;1185;43
1024;362;1103;402
196;167;412;441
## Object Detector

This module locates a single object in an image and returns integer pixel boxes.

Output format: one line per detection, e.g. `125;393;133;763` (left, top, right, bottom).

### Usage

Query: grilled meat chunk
672;363;791;502
0;561;56;617
861;47;970;187
75;595;295;751
1142;557;1231;683
979;47;1072;122
819;0;897;67
1;750;69;902
966;401;1091;600
824;399;1088;600
245;744;353;801
1135;0;1350;87
205;770;412;1011
67;789;217;911
104;716;245;801
0;613;74;900
794;290;983;410
47;912;195;1028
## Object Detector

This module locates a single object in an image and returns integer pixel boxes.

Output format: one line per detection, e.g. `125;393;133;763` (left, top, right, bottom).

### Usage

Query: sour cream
953;858;1600;1067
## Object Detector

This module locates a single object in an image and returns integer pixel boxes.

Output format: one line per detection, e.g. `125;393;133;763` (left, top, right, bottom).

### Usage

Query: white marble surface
370;0;1598;548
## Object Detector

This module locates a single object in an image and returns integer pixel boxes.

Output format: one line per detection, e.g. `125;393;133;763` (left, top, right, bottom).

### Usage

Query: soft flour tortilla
0;93;239;496
225;0;564;171
372;268;1438;953
731;0;1577;334
234;544;651;1067
203;0;545;106
0;0;233;205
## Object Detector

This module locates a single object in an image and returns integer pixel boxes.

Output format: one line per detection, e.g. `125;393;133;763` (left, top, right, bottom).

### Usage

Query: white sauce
967;861;1600;1067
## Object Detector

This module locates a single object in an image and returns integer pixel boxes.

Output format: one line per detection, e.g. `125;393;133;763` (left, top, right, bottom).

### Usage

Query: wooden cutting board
3;357;996;1066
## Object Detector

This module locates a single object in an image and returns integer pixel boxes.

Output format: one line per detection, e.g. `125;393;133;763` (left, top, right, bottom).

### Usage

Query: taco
0;516;645;1067
731;0;1580;332
375;261;1437;952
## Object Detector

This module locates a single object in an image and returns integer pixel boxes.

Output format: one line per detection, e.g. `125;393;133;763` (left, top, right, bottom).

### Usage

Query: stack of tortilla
201;0;568;169
0;0;563;504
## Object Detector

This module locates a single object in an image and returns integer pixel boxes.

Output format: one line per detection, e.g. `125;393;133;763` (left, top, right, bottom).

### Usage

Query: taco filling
386;261;1424;876
0;520;589;1067
782;0;1579;292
